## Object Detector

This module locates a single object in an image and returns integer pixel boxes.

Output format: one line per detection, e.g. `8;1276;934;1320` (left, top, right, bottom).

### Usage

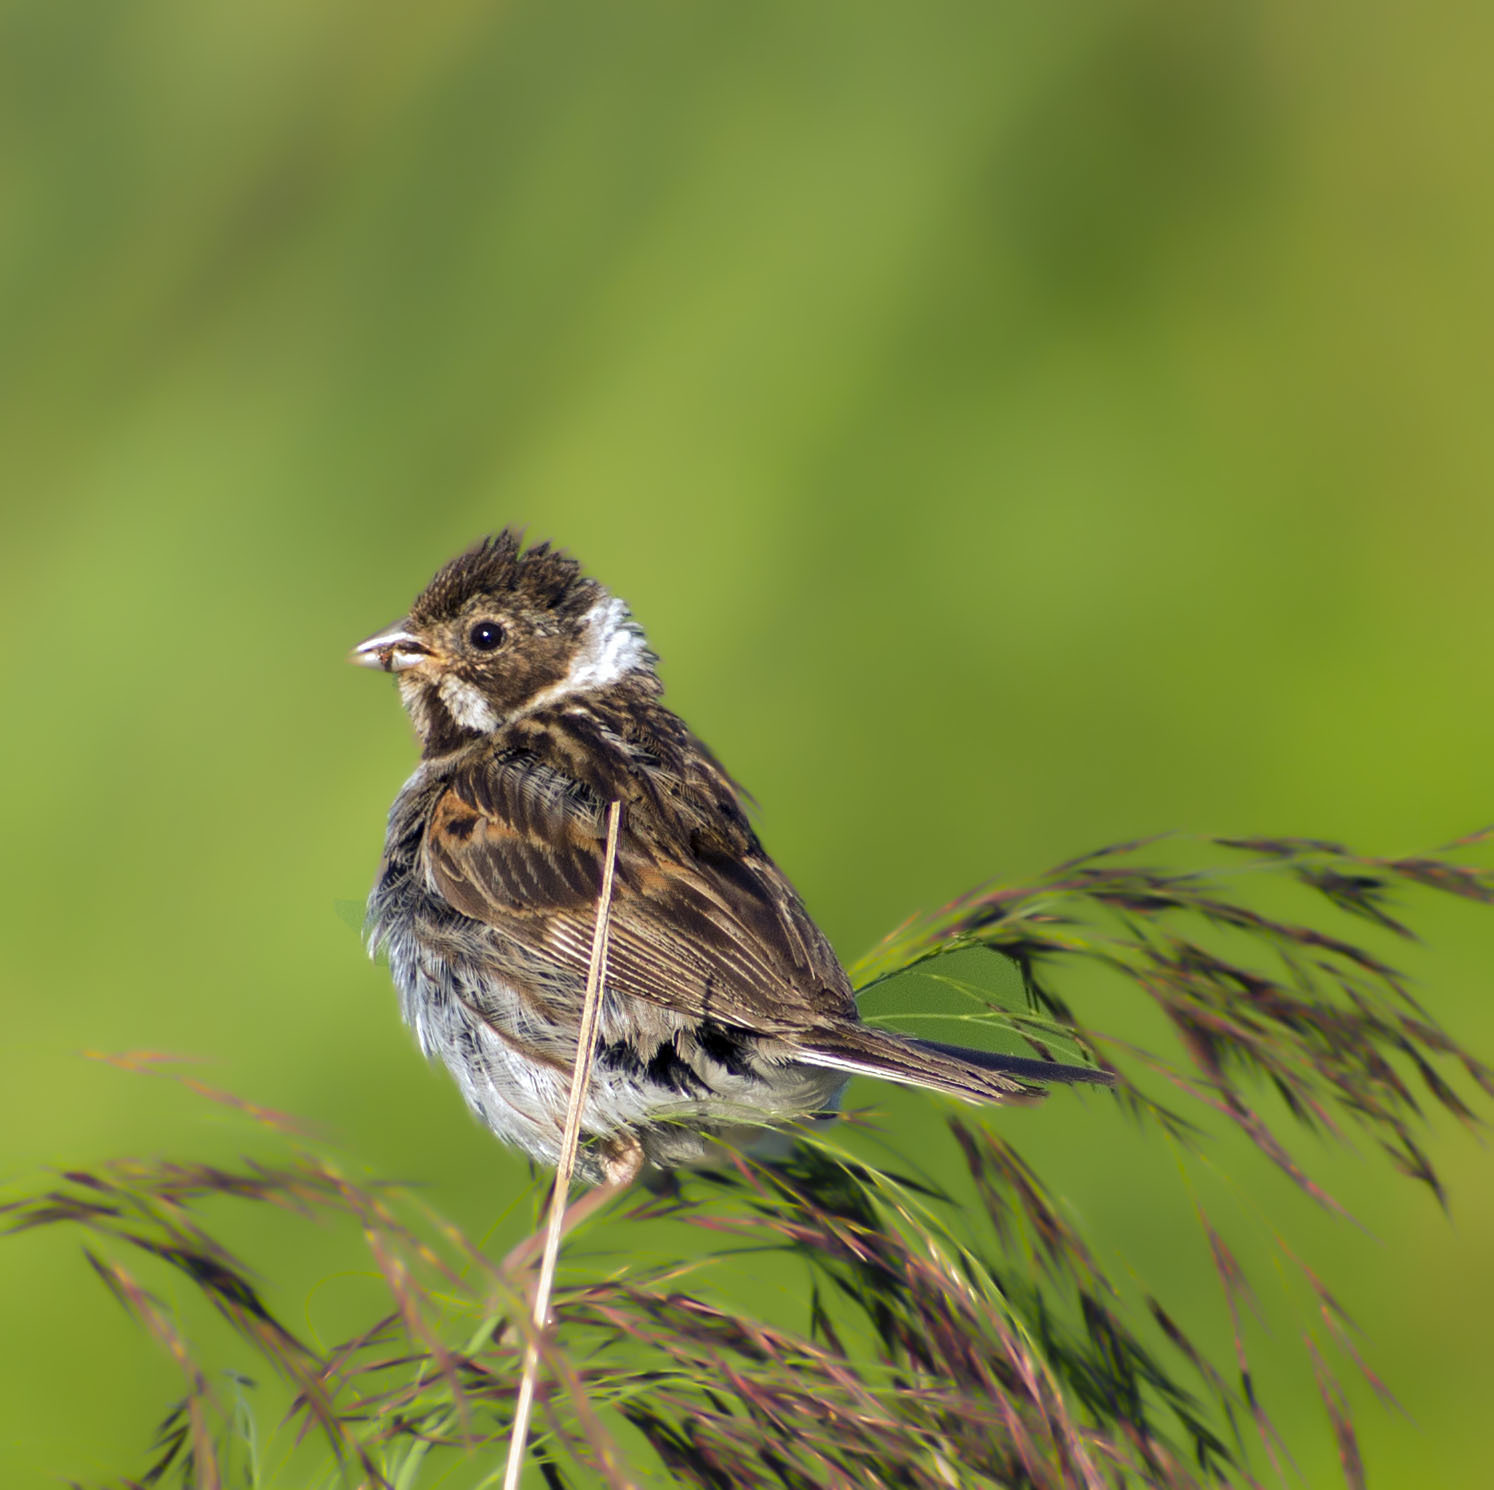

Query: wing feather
423;735;855;1037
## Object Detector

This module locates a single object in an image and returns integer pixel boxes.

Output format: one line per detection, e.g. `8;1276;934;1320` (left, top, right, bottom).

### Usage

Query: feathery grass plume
8;830;1491;1488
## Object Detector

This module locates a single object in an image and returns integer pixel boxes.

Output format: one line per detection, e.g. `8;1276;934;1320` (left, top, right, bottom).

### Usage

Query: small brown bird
356;532;1110;1183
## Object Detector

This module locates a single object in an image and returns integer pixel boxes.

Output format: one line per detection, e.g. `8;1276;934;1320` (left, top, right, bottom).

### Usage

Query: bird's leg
541;1135;644;1244
502;1136;645;1277
599;1134;648;1188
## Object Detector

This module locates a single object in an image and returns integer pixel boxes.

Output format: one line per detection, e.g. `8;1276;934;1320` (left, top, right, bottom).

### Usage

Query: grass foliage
8;833;1493;1488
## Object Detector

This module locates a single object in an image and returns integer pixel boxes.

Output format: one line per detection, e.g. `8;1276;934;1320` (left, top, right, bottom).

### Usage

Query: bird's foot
501;1136;645;1276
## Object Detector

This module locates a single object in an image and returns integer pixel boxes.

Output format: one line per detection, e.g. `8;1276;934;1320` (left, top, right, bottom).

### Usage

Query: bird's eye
468;620;505;652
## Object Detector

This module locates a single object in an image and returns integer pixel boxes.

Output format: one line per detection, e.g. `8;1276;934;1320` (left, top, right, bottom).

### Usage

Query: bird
354;531;1112;1185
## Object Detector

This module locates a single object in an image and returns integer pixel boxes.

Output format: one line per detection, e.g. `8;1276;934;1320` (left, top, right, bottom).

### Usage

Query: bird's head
352;530;656;754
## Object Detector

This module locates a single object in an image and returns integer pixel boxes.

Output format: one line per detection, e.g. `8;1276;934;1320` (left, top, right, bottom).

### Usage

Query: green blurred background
3;0;1493;1484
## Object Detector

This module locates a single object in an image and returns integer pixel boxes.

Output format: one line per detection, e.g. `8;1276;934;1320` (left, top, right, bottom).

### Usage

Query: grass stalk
502;798;624;1490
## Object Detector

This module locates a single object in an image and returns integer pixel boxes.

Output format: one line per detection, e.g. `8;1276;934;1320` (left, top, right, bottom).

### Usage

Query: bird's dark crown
410;530;602;628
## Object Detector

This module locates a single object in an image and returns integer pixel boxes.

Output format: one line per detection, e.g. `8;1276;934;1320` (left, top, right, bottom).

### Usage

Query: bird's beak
350;623;431;673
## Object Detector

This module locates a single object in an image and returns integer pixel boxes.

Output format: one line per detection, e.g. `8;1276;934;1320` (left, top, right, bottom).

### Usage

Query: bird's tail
794;1024;1114;1105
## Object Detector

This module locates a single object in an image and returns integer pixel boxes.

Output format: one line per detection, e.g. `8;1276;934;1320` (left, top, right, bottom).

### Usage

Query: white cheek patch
436;673;501;733
569;597;648;691
523;597;648;713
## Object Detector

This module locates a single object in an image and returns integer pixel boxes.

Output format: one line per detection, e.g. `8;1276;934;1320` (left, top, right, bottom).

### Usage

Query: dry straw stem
502;796;627;1490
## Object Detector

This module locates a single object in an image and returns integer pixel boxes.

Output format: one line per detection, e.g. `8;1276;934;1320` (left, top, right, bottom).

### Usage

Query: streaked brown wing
424;747;856;1036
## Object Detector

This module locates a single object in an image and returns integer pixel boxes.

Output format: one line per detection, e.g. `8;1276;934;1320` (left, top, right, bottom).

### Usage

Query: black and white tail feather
797;1025;1114;1105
